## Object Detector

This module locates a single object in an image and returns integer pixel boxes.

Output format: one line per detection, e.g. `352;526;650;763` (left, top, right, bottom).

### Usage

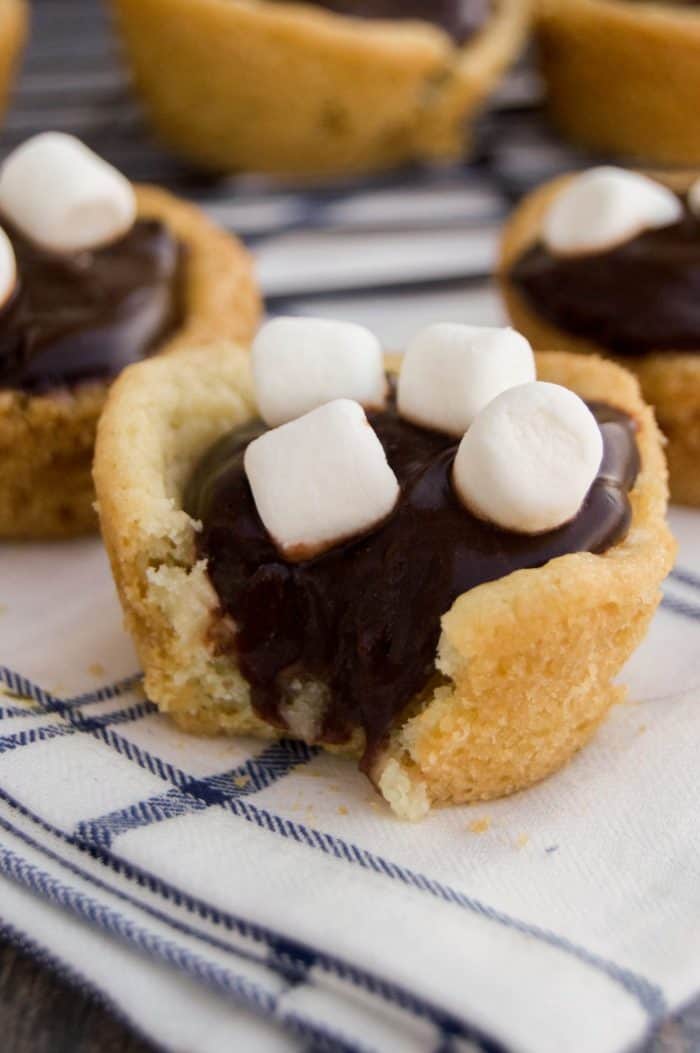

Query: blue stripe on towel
0;843;375;1053
77;740;317;847
0;665;668;1018
0;809;498;1053
670;567;700;593
661;595;700;623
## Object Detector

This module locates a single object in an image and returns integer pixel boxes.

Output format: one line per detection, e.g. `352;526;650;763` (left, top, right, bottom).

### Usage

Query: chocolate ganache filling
0;219;183;392
185;393;640;771
510;195;700;357
291;0;491;43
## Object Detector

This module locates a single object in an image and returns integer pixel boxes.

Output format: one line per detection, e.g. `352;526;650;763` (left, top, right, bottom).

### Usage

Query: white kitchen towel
1;507;699;1053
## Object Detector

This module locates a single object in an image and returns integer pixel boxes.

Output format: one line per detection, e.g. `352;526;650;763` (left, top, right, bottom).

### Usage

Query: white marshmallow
0;226;16;309
0;132;137;254
453;381;603;534
252;317;387;427
543;167;682;257
688;177;700;219
244;398;399;561
397;323;535;437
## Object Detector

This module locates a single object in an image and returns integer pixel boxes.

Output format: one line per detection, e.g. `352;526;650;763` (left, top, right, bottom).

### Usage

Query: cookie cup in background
110;0;530;177
499;171;700;507
536;0;700;165
94;342;674;820
0;0;26;124
0;187;260;538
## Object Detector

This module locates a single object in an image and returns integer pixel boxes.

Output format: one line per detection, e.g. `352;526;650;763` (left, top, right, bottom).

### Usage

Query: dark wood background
0;936;153;1053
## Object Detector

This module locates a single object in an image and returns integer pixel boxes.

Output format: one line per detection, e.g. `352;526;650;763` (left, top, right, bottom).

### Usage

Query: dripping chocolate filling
0;218;184;393
278;0;491;43
510;195;700;357
184;394;640;772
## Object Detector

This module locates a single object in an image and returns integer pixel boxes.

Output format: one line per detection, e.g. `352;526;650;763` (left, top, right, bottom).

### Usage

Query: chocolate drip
185;397;639;769
0;219;183;393
510;200;700;357
286;0;491;43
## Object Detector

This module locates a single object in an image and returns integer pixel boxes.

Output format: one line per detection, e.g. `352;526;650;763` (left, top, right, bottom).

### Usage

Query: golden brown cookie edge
536;0;700;165
0;0;27;124
498;169;700;507
94;341;674;818
0;185;260;539
111;0;529;176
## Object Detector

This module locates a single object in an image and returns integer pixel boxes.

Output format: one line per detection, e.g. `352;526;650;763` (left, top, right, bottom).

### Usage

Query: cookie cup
499;171;700;506
94;342;673;819
110;0;530;176
0;186;260;539
0;0;27;125
536;0;700;165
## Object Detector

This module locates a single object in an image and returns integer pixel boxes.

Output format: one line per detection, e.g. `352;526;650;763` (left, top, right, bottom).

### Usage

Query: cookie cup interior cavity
110;0;530;176
499;170;700;507
94;342;674;820
0;185;260;539
536;0;700;165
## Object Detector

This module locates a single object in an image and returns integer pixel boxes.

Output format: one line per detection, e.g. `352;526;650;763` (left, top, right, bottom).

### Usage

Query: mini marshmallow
252;316;387;427
0;226;16;309
0;132;137;254
397;323;535;437
688;177;700;219
453;381;603;534
244;398;399;561
543;167;682;257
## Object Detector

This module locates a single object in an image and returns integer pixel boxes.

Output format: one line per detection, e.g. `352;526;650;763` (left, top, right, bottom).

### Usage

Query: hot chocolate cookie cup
110;0;530;176
94;342;673;820
0;0;27;126
0;186;260;539
499;170;700;507
536;0;700;165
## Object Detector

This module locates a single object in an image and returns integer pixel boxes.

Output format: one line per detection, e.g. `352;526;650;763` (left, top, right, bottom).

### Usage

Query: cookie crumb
516;833;529;849
337;805;348;816
233;774;250;789
638;724;647;734
468;817;491;834
88;662;105;677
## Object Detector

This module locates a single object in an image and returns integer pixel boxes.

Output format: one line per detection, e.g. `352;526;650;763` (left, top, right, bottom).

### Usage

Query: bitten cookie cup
0;0;26;125
536;0;700;165
94;342;673;820
0;186;260;539
499;171;700;507
110;0;530;177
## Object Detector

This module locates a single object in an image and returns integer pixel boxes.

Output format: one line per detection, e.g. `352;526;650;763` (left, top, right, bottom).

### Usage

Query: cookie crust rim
94;342;674;817
499;169;700;505
0;184;260;538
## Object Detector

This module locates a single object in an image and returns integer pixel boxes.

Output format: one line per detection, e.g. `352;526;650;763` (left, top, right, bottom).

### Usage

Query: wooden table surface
0;937;153;1053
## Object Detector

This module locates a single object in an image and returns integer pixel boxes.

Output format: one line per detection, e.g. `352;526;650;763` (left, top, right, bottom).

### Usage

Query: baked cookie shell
0;186;260;538
499;171;700;507
111;0;530;176
0;0;27;126
94;342;673;819
537;0;700;165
